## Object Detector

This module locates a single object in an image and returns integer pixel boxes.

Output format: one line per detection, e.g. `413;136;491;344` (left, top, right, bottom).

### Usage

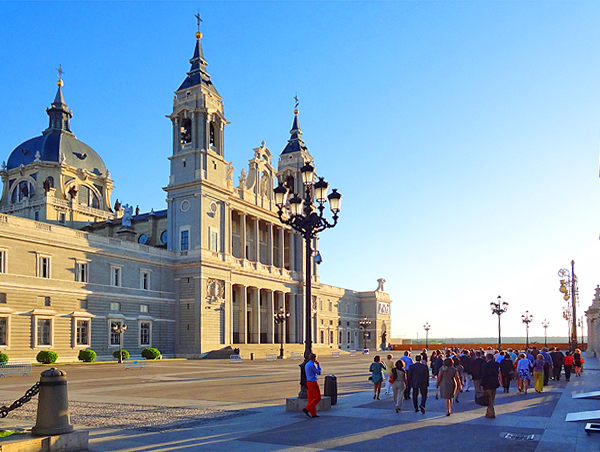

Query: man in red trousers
302;353;322;418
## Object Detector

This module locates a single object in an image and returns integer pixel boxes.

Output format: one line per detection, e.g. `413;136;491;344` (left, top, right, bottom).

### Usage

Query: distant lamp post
541;319;550;348
563;306;572;340
274;307;290;359
490;296;508;350
359;317;372;351
558;261;578;351
112;323;128;363
577;317;585;346
423;323;431;350
521;311;533;349
274;160;341;398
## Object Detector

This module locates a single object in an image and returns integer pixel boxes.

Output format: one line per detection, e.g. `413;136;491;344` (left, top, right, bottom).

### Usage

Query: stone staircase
202;344;351;360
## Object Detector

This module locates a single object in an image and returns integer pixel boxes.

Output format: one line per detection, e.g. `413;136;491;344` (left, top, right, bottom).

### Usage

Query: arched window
11;180;34;203
285;175;294;192
209;122;215;145
180;119;192;144
76;184;101;209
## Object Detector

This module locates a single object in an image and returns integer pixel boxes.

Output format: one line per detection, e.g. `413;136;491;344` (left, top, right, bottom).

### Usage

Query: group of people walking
368;345;584;418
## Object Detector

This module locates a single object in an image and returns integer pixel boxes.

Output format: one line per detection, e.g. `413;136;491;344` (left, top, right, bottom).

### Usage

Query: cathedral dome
7;132;107;176
6;81;107;177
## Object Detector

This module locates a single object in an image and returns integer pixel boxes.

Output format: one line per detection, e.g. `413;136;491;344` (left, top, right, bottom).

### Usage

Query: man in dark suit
550;347;564;380
408;354;429;414
481;352;500;419
470;350;485;392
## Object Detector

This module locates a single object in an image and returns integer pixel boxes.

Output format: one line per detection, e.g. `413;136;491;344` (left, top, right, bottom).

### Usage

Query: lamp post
274;307;290;359
359;317;372;351
423;323;431;350
521;311;533;349
558;261;578;351
112;323;128;363
563;306;572;340
274;162;341;399
541;319;550;348
490;295;508;350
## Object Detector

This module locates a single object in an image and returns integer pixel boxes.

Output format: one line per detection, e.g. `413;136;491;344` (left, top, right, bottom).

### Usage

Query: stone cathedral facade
0;30;392;361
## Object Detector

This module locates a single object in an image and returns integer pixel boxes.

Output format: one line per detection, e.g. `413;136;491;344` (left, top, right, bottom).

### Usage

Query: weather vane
294;94;299;110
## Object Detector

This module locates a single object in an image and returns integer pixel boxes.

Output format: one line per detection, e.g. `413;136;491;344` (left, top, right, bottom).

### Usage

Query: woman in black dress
499;351;514;393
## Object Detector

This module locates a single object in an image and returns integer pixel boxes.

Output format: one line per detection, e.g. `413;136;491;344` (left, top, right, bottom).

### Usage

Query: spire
44;66;73;134
281;106;309;155
177;19;218;94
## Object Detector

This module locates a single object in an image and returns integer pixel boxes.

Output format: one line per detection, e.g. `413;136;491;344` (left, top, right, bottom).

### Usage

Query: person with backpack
390;360;407;412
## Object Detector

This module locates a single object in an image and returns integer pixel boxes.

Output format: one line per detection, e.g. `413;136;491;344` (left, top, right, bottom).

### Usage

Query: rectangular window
44;296;51;307
140;270;150;290
37;319;51;346
140;304;149;313
38;256;51;278
110;321;122;346
181;230;189;251
77;262;89;283
0;317;7;347
59;213;66;224
0;250;6;273
110;265;122;287
209;228;218;252
110;302;121;312
80;299;88;310
76;320;89;346
0;293;6;304
140;322;150;346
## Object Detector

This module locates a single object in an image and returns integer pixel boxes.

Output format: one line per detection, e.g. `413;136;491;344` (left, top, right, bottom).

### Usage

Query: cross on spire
56;64;64;80
195;12;202;32
294;95;299;110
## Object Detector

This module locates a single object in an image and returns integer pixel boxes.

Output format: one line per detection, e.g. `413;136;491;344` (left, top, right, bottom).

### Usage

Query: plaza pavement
1;352;600;451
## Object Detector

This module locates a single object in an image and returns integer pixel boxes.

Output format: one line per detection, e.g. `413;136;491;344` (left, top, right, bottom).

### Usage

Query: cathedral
0;29;392;361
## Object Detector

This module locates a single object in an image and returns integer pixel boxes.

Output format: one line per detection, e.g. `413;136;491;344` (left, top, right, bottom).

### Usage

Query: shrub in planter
141;347;161;360
78;349;96;363
112;349;129;360
36;350;58;364
0;352;8;363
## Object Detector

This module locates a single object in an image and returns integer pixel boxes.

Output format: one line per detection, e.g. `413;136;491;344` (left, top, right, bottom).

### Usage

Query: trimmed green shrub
113;349;129;360
78;349;96;363
141;347;161;360
0;352;8;363
36;350;58;364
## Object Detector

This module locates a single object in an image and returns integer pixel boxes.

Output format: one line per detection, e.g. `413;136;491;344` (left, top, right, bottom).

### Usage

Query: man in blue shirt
303;353;321;418
400;351;414;400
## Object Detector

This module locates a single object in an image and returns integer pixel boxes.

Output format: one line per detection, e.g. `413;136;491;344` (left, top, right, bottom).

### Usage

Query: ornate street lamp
274;162;341;399
359;317;372;351
541;319;550;348
423;323;431;350
563;306;572;340
558;261;578;351
490;296;508;350
521;311;533;349
274;307;290;359
112;323;128;364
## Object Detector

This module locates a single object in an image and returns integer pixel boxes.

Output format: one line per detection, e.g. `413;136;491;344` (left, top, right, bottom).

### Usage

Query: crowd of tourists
368;346;584;419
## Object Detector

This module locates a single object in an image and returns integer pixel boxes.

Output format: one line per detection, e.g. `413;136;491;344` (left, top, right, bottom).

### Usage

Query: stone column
251;287;260;343
278;227;285;269
240;213;247;260
289;232;295;272
253;218;259;262
266;290;274;343
267;223;273;266
287;293;296;344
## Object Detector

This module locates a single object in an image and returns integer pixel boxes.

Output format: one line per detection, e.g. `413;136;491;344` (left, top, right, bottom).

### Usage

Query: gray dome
7;130;107;177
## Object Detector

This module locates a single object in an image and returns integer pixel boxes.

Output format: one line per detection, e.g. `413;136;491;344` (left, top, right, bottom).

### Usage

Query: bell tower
164;22;228;251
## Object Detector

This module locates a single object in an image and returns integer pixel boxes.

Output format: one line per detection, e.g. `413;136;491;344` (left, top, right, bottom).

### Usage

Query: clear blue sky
1;1;599;340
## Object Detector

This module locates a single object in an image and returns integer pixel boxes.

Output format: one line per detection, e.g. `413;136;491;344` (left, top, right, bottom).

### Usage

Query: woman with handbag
436;358;462;416
369;355;386;400
573;348;583;377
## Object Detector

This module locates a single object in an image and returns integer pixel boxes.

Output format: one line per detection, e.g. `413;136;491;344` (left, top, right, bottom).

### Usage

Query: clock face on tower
138;234;149;245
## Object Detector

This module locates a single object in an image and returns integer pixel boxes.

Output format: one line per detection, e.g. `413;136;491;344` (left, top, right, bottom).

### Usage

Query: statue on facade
135;205;140;215
226;162;234;181
376;278;386;292
238;169;247;188
113;199;121;212
122;204;133;227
